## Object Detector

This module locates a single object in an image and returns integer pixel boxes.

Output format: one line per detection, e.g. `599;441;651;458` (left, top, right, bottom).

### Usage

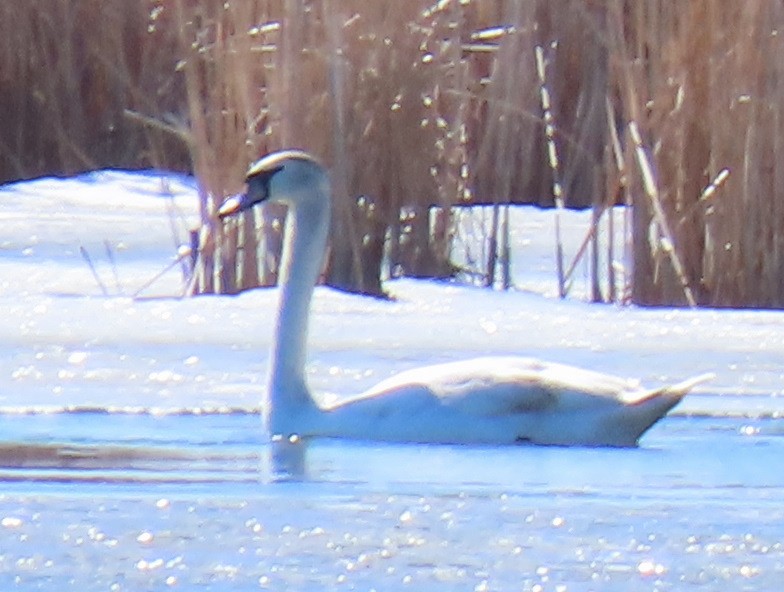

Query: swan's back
308;357;707;447
359;358;653;409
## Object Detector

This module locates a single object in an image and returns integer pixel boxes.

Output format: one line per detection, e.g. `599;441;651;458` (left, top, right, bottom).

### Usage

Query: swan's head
218;150;328;218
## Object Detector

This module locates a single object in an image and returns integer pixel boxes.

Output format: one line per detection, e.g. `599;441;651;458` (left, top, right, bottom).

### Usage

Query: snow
1;169;782;417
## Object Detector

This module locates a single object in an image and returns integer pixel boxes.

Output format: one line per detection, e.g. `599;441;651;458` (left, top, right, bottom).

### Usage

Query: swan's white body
219;150;710;447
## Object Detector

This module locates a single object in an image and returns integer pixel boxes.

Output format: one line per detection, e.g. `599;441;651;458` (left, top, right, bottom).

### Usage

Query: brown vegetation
609;0;784;308
1;1;783;307
0;0;189;177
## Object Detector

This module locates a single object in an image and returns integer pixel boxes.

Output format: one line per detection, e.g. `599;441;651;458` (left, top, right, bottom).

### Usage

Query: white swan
218;150;711;447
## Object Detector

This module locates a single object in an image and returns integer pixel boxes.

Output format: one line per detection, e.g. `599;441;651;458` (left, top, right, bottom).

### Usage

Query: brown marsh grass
3;1;784;307
606;0;784;307
0;1;188;178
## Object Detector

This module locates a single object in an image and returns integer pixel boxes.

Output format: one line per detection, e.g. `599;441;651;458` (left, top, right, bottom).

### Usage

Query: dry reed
0;1;189;181
5;1;784;307
606;0;784;307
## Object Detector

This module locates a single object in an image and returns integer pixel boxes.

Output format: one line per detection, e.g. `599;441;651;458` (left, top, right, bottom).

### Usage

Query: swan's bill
218;194;247;218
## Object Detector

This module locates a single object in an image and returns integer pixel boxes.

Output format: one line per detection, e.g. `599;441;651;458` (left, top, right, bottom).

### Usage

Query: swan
218;150;711;447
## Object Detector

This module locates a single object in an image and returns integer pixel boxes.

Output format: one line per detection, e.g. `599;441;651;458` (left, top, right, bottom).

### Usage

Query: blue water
0;411;782;590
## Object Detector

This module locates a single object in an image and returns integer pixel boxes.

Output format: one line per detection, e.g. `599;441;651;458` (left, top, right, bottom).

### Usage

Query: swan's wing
352;356;651;418
315;357;711;445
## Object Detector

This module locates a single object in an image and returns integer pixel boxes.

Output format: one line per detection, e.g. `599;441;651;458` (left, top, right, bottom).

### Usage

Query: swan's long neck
268;184;331;415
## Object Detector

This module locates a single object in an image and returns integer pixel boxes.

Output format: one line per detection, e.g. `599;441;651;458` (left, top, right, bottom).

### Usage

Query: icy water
1;409;783;591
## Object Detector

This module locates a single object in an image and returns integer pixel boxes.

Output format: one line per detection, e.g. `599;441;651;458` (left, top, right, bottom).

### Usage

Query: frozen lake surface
1;412;783;591
1;170;783;590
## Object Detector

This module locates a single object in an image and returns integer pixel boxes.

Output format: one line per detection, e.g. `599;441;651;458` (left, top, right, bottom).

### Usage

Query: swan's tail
660;372;714;396
639;372;714;407
608;372;714;447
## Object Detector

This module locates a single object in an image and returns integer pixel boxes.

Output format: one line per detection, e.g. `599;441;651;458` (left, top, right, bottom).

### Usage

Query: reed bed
0;0;188;179
3;0;784;307
606;0;784;307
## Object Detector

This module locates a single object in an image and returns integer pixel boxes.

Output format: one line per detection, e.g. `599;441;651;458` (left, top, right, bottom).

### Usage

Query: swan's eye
245;164;285;205
246;173;272;204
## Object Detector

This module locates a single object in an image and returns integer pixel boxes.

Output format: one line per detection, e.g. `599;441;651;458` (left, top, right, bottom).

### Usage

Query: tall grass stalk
535;44;566;298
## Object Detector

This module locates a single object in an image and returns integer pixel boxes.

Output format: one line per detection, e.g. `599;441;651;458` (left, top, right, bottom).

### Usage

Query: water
0;410;782;591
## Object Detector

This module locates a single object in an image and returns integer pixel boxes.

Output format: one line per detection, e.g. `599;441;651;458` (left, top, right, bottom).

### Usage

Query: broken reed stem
133;248;193;298
562;208;604;294
485;204;500;287
628;121;696;307
677;167;731;229
535;45;566;298
184;226;212;297
605;94;627;302
700;168;731;202
500;205;511;290
123;109;190;144
606;203;616;302
79;245;109;297
104;239;123;295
